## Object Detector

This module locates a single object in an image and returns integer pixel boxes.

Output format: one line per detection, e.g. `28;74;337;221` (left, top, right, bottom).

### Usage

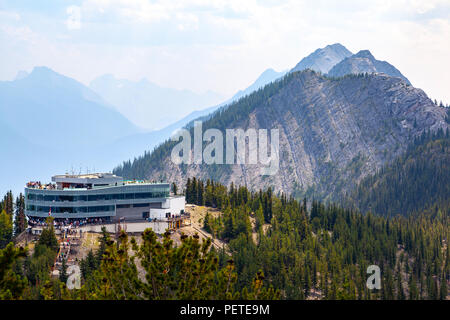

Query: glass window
44;195;55;201
113;194;123;200
76;195;87;201
124;193;134;200
133;203;149;208
58;195;74;202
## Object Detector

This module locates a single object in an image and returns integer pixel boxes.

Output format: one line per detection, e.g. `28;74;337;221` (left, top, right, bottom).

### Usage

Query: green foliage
0;190;14;249
0;243;27;299
347;129;449;217
82;229;278;300
59;258;68;284
0;191;14;216
14;194;27;236
80;250;98;281
37;217;58;252
0;210;13;249
1;174;448;301
184;178;450;300
172;182;178;195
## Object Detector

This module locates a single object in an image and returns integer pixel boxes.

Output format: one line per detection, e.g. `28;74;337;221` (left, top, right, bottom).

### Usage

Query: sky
1;0;450;103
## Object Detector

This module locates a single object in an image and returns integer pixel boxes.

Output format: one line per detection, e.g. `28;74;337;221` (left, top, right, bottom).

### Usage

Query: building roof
52;173;120;180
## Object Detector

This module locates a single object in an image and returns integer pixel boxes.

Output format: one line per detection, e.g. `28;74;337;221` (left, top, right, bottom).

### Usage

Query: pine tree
38;217;58;252
409;274;419;300
0;210;13;249
0;243;28;299
14;194;27;236
439;272;447;300
59;258;68;284
82;229;277;300
172;182;178;195
185;178;191;202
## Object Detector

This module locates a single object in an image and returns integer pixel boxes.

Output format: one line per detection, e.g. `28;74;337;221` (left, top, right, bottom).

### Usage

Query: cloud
0;0;450;102
66;6;82;30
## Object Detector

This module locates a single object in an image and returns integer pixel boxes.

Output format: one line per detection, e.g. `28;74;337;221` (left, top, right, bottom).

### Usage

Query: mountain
112;45;410;164
229;68;287;102
170;44;351;132
0;65;289;196
143;43;349;133
327;50;411;85
291;43;353;73
94;68;288;171
0;66;139;149
0;67;143;195
133;68;288;136
141;45;349;135
14;70;29;80
89;74;225;130
0;115;61;197
92;44;352;167
114;70;449;200
346;128;449;217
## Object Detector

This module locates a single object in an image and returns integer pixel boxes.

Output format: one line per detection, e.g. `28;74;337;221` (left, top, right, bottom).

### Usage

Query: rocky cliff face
328;50;411;85
291;43;353;74
115;70;448;200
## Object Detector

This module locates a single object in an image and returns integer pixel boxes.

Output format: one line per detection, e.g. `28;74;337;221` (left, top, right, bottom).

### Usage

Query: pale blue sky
1;0;449;102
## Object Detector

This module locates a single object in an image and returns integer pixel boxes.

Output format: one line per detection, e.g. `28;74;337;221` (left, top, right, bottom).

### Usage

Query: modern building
25;173;185;222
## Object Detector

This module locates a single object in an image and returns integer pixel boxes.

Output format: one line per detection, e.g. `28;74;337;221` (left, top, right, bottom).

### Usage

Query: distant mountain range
0;67;139;149
176;68;288;127
89;75;225;130
230;68;288;101
0;67;141;194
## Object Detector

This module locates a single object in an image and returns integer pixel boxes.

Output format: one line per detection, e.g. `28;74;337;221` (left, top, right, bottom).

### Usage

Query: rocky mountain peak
291;43;353;74
354;50;375;59
328;50;411;85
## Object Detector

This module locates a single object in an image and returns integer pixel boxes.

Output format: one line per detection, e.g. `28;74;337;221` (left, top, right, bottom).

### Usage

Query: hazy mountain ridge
89;74;226;130
0;67;143;195
230;68;287;101
0;66;140;149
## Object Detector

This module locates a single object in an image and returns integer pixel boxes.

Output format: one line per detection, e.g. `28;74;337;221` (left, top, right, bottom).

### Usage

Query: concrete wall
170;196;186;215
114;196;185;222
150;196;185;220
115;206;149;221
